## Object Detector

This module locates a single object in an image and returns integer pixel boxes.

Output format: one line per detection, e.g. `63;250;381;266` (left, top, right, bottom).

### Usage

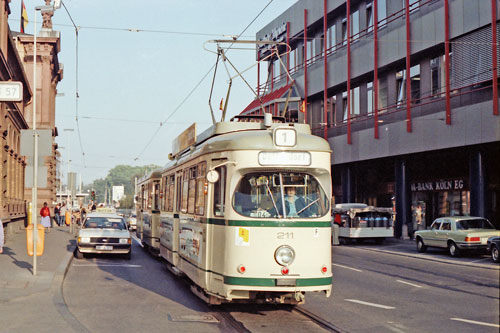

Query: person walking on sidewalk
60;202;67;226
54;203;61;226
0;218;4;253
40;202;51;232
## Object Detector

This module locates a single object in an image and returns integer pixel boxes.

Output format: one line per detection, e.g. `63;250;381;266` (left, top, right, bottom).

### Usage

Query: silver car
75;212;132;259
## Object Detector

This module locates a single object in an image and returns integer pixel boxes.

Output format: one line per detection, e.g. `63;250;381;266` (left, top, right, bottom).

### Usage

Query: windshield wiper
265;179;280;218
297;198;319;216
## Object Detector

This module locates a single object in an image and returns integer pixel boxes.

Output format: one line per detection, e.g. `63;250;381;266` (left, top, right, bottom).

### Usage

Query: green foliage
83;164;160;205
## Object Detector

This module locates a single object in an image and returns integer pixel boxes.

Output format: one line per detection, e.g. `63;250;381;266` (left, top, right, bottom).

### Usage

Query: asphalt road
62;239;499;332
303;243;500;332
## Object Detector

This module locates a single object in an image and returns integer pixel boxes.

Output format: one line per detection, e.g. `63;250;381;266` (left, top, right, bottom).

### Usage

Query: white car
75;212;132;259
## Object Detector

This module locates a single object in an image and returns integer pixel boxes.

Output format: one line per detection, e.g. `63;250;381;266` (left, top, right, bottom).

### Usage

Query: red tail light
237;265;246;274
465;237;480;242
281;267;289;275
321;266;328;274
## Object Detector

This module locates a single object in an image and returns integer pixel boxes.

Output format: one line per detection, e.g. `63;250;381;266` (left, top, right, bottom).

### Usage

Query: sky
8;0;297;185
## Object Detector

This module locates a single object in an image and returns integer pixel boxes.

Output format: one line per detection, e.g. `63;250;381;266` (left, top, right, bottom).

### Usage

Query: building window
403;0;420;12
396;70;406;106
431;56;442;96
378;76;388;111
327;24;336;50
351;9;359;39
367;82;373;115
342;17;347;46
378;0;387;24
342;91;348;121
410;64;421;104
352;87;360;116
328;96;336;127
273;59;281;80
366;2;373;33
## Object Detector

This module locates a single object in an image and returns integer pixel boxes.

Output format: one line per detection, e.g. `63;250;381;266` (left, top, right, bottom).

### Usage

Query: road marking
345;299;395;309
396;279;423;288
332;263;362;272
450;318;500;328
73;264;142;267
131;235;143;247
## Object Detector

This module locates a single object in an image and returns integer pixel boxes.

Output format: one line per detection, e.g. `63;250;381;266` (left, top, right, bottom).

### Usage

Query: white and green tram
157;115;332;304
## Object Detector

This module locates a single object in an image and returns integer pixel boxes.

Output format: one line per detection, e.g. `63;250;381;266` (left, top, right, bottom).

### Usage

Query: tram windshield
233;172;329;218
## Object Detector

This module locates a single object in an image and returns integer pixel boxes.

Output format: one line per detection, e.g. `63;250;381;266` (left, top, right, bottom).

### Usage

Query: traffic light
91;191;96;202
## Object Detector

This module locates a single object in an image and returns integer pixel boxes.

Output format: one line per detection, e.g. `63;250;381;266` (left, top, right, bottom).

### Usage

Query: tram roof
137;168;162;183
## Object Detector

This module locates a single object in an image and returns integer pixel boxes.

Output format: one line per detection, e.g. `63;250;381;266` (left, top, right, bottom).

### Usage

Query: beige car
75;212;132;259
415;216;500;257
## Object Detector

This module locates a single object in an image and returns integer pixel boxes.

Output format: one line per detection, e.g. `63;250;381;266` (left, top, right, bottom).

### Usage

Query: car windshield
232;172;329;218
456;219;494;230
84;217;126;230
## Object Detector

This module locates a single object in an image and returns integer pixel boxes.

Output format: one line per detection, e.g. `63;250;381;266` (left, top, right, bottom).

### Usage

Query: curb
355;246;500;270
51;243;90;332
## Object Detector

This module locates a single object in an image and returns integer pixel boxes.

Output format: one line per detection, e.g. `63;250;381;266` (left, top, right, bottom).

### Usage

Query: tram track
292;306;346;332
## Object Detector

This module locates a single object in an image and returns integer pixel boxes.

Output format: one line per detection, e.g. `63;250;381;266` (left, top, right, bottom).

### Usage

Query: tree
84;164;160;205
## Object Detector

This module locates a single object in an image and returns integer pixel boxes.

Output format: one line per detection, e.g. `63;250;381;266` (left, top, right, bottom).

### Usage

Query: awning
240;83;296;114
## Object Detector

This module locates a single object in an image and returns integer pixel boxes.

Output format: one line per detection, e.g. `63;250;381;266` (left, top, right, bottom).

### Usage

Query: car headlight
78;237;90;243
119;238;130;244
275;245;295;266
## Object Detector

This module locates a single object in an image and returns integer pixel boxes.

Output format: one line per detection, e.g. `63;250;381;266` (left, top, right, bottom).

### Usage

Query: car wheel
448;241;460;257
492;245;500;263
74;248;84;259
416;238;427;253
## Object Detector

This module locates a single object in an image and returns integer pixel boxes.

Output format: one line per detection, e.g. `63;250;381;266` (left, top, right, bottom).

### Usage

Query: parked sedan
486;236;500;263
75;212;132;259
415;216;500;257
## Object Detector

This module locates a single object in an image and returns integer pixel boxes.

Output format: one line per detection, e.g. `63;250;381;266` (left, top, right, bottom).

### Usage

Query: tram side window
195;162;206;215
148;183;153;209
181;169;189;213
213;166;226;217
167;175;175;212
154;183;160;211
141;185;146;211
188;166;197;214
176;173;182;212
161;176;167;211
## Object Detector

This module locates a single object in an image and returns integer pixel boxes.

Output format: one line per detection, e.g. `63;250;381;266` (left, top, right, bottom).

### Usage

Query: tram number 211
277;232;294;239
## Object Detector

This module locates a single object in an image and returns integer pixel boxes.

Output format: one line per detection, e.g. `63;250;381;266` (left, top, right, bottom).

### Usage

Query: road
63;239;499;332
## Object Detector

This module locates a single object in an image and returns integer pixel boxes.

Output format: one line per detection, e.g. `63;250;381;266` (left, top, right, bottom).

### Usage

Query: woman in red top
40;202;51;232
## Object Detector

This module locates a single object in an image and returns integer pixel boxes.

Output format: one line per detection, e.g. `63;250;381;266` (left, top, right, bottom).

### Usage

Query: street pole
32;8;38;275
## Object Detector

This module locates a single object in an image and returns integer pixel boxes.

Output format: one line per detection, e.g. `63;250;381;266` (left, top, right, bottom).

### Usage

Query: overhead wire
133;0;276;161
61;1;86;168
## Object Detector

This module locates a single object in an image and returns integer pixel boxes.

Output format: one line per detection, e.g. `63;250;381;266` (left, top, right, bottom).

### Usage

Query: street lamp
32;1;60;276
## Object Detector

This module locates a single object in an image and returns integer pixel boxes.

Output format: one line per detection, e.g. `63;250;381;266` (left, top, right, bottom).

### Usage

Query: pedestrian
40;202;51;232
0;218;4;254
60;202;67;226
54;203;61;226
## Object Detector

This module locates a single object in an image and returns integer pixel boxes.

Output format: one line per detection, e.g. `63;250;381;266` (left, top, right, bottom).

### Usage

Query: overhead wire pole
133;0;276;162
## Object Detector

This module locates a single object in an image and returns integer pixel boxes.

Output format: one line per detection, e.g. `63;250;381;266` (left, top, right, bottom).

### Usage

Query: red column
287;22;290;85
405;0;412;132
347;0;352;144
323;0;328;139
374;0;379;139
304;9;308;123
444;0;451;124
492;0;498;116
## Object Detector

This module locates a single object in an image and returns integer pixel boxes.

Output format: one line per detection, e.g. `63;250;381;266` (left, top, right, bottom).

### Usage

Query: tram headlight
274;245;295;266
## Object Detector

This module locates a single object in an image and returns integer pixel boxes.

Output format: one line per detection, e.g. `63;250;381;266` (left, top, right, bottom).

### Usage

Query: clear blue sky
9;0;296;184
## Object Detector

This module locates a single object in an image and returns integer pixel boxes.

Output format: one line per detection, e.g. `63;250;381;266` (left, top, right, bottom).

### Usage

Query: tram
136;169;162;255
154;115;332;304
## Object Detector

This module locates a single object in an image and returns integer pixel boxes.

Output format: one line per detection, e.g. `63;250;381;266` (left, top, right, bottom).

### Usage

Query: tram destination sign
0;81;22;102
258;151;311;166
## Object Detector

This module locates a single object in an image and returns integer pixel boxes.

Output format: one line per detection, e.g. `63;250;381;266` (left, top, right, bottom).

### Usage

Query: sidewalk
0;224;79;332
